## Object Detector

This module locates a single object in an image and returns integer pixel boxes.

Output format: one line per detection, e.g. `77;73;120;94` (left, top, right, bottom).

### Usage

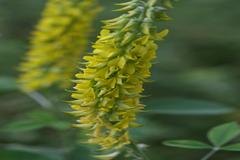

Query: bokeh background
0;0;240;159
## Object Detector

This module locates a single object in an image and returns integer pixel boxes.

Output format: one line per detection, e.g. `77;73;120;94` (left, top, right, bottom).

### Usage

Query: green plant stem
130;141;150;160
25;91;53;109
201;148;219;160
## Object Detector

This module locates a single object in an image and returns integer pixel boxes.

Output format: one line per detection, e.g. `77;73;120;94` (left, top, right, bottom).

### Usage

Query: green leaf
1;110;70;132
0;77;17;92
2;144;64;160
48;121;71;130
145;98;234;115
207;122;240;147
163;140;212;149
1;120;46;132
25;110;58;123
222;143;240;151
0;149;59;160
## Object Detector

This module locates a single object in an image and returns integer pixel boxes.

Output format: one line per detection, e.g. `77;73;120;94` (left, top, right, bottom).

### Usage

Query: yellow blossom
69;0;173;157
18;0;101;92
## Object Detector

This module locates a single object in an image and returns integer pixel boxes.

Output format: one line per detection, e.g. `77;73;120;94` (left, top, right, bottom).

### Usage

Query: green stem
130;141;150;160
24;91;53;109
201;148;219;160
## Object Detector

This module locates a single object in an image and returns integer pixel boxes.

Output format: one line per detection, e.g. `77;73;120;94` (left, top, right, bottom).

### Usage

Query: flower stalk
201;147;219;160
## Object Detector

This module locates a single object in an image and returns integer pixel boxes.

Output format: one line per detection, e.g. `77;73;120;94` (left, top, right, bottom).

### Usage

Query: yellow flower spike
18;0;101;92
69;0;174;157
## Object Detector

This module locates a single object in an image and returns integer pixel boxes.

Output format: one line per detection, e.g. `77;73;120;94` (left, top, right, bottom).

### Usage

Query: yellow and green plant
18;0;101;92
68;0;172;157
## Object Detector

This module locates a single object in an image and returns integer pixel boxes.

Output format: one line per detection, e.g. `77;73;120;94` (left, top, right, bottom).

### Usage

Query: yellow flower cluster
69;0;171;156
18;0;101;92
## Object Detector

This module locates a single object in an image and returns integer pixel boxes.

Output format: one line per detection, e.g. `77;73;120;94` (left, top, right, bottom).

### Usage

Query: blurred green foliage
0;0;240;159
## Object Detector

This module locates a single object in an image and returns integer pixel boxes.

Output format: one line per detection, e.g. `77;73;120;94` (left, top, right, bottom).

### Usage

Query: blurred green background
0;0;240;159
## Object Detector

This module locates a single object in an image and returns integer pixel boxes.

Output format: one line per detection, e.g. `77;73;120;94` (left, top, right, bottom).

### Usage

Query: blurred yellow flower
18;0;101;92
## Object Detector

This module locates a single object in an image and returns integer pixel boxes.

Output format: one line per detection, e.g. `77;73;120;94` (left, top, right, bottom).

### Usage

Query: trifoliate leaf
207;122;240;147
